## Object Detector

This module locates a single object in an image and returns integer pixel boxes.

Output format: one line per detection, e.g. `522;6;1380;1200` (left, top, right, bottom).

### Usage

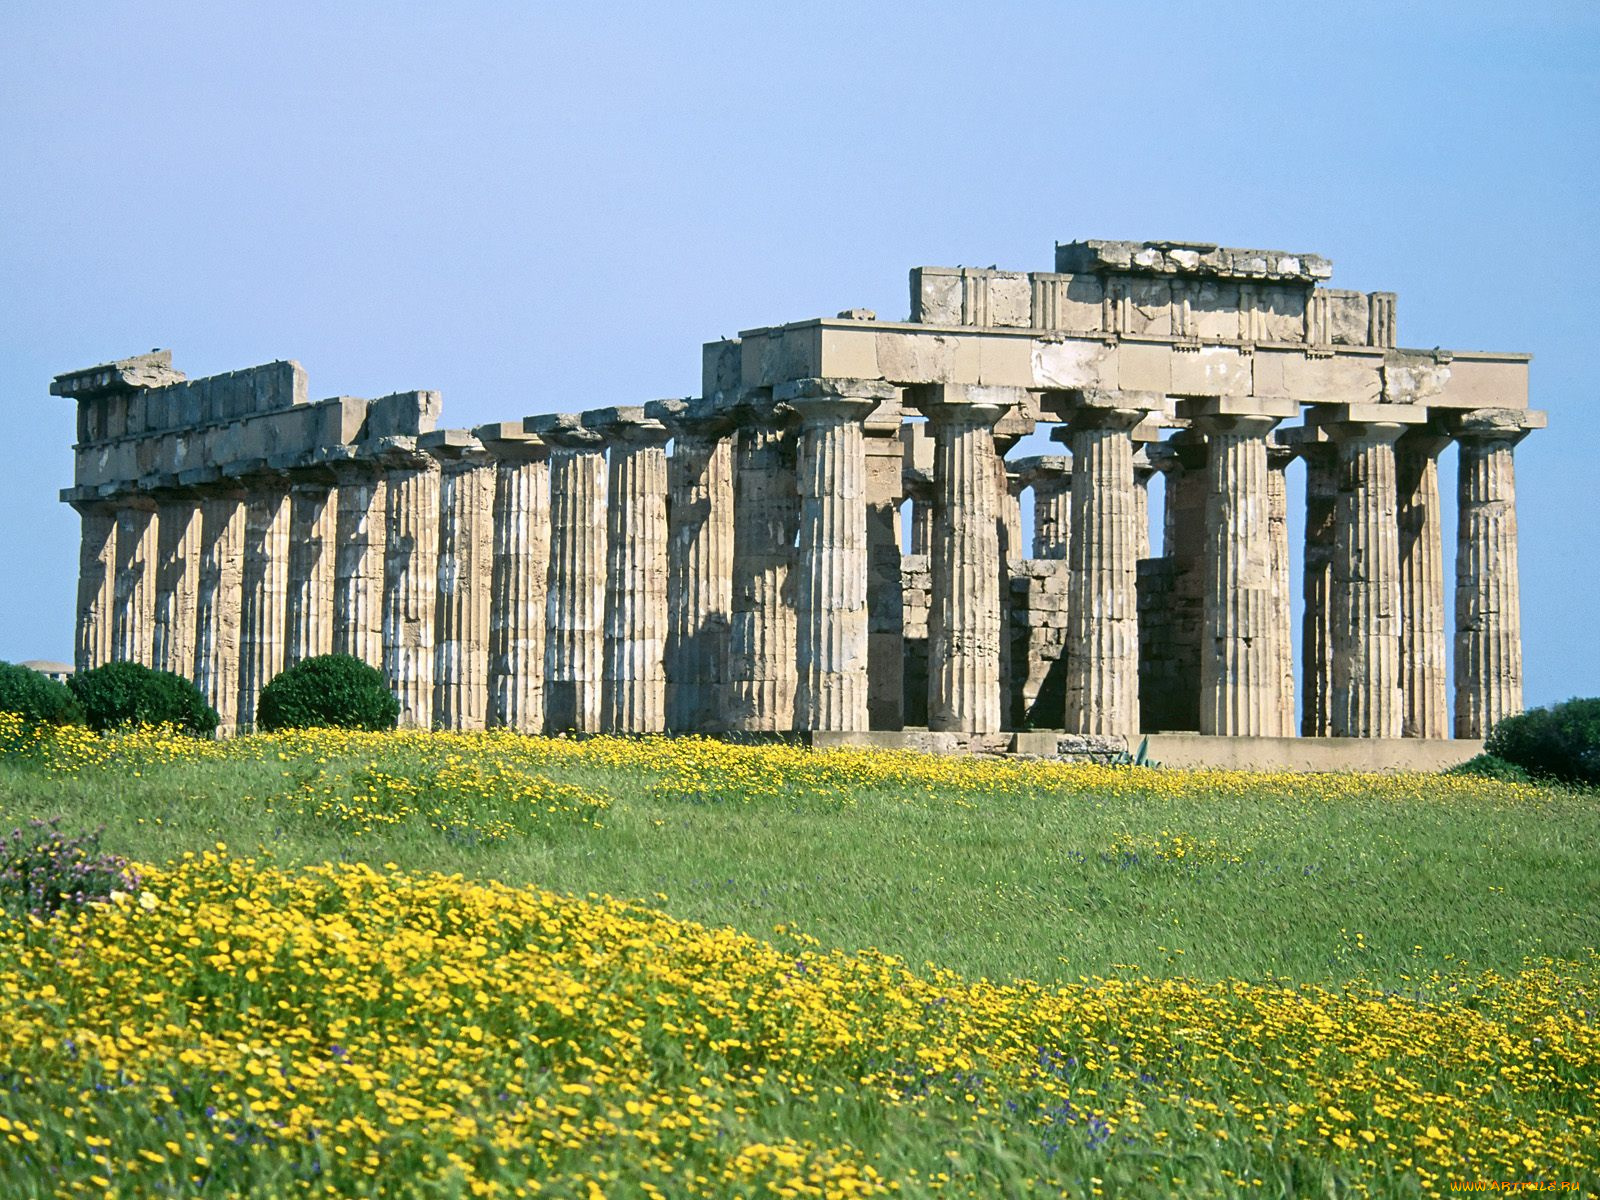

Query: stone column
331;464;386;668
1132;447;1157;563
864;399;908;731
1002;467;1026;564
151;498;201;678
430;432;494;731
911;384;1019;734
1449;409;1539;738
647;398;735;734
587;408;670;735
1266;439;1297;738
1397;430;1450;739
1018;456;1072;560
73;502;118;673
531;414;607;734
194;489;246;735
727;395;801;732
1322;414;1415;739
780;379;894;732
1284;428;1336;737
478;423;550;735
111;502;157;665
1193;409;1286;737
237;478;291;731
1052;390;1158;738
906;475;935;555
381;443;442;730
285;478;337;666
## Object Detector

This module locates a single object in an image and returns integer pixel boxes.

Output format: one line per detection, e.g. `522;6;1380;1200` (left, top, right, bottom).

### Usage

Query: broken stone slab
1054;240;1333;284
51;350;186;400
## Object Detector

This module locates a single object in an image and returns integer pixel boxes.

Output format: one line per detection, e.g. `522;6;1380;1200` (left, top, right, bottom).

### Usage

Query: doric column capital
1189;412;1283;440
1440;407;1547;447
1045;387;1162;436
776;377;896;427
420;429;489;472
1396;427;1452;458
644;396;737;440
906;383;1022;426
1013;454;1072;496
1265;431;1298;470
1006;469;1027;499
527;412;606;451
1309;402;1428;445
474;421;549;464
582;406;671;449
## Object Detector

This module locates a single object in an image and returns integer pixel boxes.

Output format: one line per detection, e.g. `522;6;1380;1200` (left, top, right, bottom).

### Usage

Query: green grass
2;736;1594;992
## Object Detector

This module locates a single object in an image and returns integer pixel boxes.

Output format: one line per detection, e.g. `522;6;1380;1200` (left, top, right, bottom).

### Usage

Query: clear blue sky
2;2;1594;707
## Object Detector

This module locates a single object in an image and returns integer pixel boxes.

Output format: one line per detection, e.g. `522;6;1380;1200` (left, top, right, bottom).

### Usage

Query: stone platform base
787;729;1484;772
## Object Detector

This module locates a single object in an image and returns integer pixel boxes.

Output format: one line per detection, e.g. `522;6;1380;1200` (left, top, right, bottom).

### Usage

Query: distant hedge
0;662;81;726
68;662;218;737
258;655;399;732
1484;698;1600;787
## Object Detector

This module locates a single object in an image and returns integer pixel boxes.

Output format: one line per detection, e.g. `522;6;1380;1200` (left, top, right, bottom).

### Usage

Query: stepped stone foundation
55;239;1540;758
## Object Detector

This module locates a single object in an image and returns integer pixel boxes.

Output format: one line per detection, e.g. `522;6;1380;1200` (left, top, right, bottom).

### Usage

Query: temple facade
55;239;1541;743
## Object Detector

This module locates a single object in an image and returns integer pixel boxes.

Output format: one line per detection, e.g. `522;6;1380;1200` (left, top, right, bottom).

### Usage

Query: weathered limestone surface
332;467;386;668
1016;456;1071;561
782;380;893;732
587;408;670;734
1451;410;1536;738
727;400;800;732
1196;412;1284;736
285;480;336;666
1397;431;1450;739
1055;392;1157;738
478;424;549;734
1266;440;1296;737
534;415;606;734
193;492;245;734
238;482;290;730
1288;430;1338;737
647;399;734;734
382;449;442;729
152;500;201;677
112;504;156;665
73;504;118;673
914;384;1017;734
431;435;494;731
1325;417;1413;739
1009;558;1069;727
864;402;907;731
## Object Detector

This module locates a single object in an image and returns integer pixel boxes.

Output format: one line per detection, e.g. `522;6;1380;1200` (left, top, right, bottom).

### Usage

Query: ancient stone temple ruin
56;240;1542;754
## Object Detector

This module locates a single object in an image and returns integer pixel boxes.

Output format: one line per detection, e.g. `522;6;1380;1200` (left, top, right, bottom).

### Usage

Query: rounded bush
258;654;399;732
68;661;218;737
1445;753;1534;785
0;662;81;726
1484;698;1600;787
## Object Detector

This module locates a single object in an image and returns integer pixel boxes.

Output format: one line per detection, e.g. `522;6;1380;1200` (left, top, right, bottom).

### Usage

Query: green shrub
258;654;399;732
0;662;81;725
1445;752;1534;784
1484;698;1600;787
68;662;218;737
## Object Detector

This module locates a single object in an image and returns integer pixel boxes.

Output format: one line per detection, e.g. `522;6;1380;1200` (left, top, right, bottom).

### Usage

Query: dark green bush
1484;698;1600;787
68;661;218;737
0;662;81;725
258;654;399;732
1445;753;1534;784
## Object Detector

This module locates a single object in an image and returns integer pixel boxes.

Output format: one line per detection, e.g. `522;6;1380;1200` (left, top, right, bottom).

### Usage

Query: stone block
366;390;442;440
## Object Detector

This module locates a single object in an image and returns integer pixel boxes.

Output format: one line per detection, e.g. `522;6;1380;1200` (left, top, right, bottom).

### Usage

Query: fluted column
479;424;549;734
647;399;735;734
73;502;118;673
727;396;800;732
332;465;386;668
1450;409;1538;738
1266;440;1296;737
285;479;337;666
532;414;607;734
1052;391;1158;737
152;499;201;677
906;477;935;556
1324;417;1410;738
381;445;442;730
237;479;291;731
193;490;245;735
864;399;907;731
1397;431;1450;739
781;380;892;732
1288;430;1337;737
911;384;1018;734
1018;457;1072;560
1195;412;1283;736
431;435;494;731
1002;468;1026;564
112;503;157;665
587;408;670;734
1132;448;1157;563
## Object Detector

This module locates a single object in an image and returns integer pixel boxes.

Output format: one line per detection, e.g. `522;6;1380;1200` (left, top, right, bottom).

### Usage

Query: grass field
1;716;1597;1197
